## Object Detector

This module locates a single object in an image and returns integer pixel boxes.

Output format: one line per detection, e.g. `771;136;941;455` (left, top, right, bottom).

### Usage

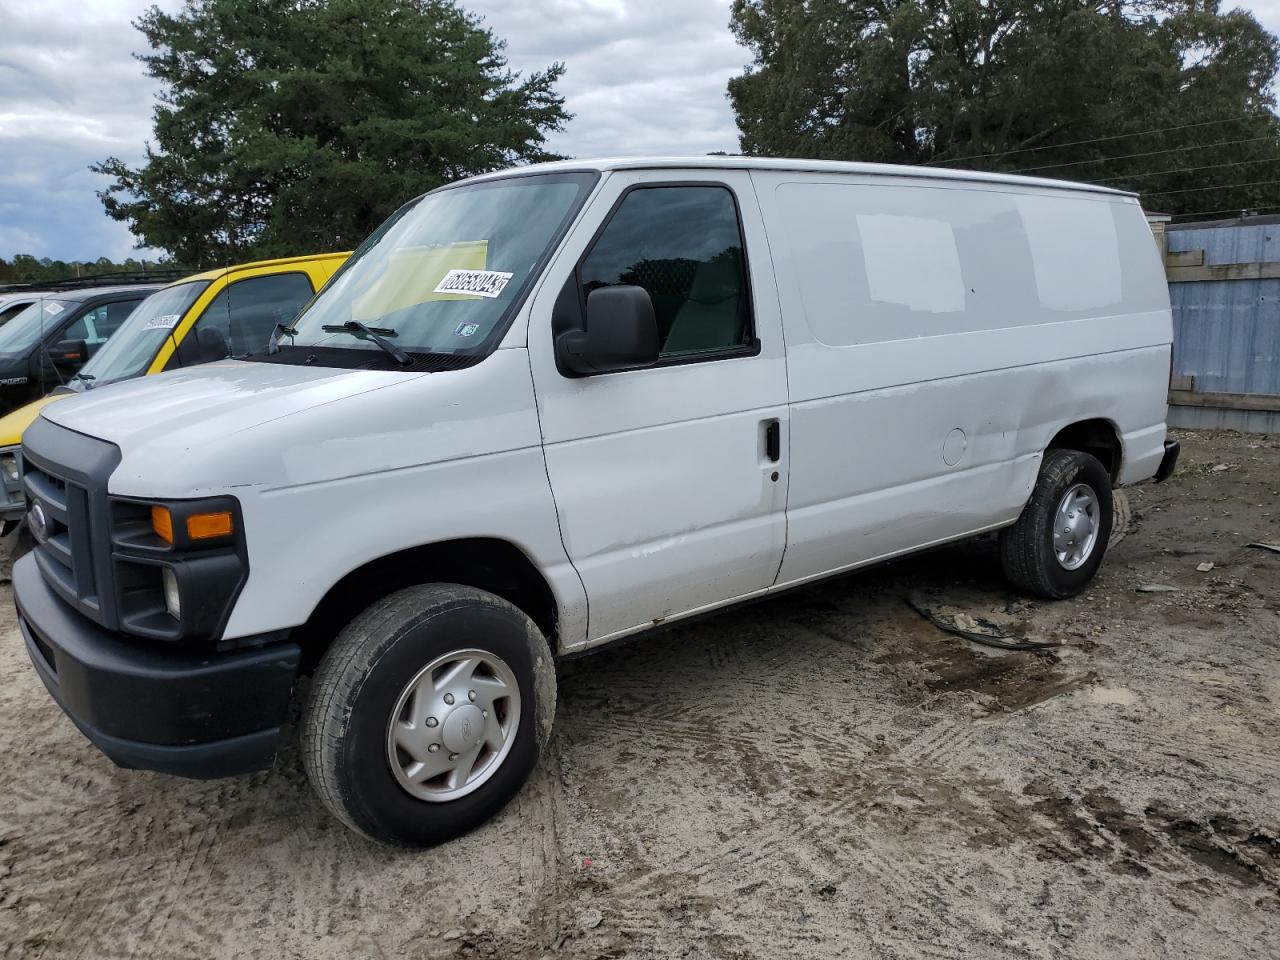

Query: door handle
764;419;781;463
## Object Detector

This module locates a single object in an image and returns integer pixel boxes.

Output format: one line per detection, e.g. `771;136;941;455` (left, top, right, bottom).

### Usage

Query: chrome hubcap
386;649;520;802
1053;483;1099;571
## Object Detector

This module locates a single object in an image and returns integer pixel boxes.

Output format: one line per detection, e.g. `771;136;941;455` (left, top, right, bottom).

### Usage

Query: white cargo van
14;158;1178;845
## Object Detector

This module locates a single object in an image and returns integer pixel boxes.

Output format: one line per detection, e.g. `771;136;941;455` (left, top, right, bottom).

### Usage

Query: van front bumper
13;554;300;779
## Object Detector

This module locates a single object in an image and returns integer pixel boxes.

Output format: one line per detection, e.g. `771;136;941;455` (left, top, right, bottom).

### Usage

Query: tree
94;0;570;265
0;255;178;286
728;0;1280;219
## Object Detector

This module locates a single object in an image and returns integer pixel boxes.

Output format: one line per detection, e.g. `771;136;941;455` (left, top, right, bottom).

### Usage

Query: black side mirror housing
555;285;659;376
48;339;88;367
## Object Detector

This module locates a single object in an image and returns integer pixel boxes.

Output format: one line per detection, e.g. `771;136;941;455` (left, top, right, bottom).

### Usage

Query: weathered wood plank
1168;389;1280;412
1166;260;1280;283
1164;249;1205;268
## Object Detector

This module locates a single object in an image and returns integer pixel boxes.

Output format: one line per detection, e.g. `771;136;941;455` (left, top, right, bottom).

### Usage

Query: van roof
180;251;352;285
468;156;1134;198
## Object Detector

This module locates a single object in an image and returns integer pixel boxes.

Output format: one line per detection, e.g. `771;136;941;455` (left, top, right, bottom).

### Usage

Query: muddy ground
0;428;1277;960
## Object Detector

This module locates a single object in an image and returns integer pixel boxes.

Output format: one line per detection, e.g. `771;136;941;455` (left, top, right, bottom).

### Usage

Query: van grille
21;418;122;629
26;460;102;619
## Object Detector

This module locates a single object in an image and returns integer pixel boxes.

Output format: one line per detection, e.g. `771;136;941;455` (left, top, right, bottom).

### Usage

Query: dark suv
0;284;163;415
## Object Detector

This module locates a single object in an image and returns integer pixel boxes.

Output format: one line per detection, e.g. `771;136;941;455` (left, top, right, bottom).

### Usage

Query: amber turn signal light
186;511;234;540
151;505;173;544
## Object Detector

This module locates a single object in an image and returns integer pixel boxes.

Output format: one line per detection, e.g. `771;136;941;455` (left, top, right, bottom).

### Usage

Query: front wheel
301;584;556;846
1000;449;1113;599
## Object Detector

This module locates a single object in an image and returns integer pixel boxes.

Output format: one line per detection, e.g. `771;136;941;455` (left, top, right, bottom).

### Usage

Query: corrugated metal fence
1164;214;1280;433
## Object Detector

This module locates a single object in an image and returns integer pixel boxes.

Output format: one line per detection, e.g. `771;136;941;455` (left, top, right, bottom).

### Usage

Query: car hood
38;351;539;497
43;359;421;450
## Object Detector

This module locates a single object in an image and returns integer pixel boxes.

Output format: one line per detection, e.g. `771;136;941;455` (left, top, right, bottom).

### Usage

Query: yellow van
0;252;349;531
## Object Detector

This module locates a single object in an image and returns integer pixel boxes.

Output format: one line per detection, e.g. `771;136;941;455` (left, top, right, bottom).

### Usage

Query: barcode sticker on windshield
433;269;514;299
143;314;182;330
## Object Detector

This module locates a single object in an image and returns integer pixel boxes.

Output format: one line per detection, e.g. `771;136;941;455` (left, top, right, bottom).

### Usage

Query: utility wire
1170;203;1280;220
1010;137;1275;174
1142;177;1280;197
923;115;1264;166
1086;155;1280;184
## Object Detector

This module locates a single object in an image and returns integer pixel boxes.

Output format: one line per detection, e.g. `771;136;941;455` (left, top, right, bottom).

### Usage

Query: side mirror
555;285;659;376
48;339;88;367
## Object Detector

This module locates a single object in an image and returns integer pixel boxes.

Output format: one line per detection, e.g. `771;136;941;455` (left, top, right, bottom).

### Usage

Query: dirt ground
0;428;1277;960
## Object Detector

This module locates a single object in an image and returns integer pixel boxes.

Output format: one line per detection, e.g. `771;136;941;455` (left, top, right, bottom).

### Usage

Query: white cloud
0;0;1277;262
0;0;171;262
465;0;747;157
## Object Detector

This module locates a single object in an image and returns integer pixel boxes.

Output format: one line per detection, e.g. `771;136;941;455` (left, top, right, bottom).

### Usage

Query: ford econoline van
0;253;348;532
13;158;1178;846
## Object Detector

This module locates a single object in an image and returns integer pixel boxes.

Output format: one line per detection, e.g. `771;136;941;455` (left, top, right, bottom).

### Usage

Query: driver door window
63;299;142;352
579;186;753;359
170;272;315;367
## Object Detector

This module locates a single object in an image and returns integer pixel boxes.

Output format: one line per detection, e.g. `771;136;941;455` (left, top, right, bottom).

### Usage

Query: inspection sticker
433;269;514;299
143;314;182;331
43;302;63;315
453;322;480;337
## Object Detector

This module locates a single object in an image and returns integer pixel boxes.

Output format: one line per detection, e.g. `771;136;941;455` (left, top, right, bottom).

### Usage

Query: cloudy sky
1;0;1278;263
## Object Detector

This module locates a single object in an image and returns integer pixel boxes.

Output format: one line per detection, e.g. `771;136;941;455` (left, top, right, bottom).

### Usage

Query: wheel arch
291;537;561;671
1046;417;1123;482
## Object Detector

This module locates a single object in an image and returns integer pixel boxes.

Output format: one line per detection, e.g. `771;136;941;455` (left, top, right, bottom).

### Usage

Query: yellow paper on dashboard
351;241;490;320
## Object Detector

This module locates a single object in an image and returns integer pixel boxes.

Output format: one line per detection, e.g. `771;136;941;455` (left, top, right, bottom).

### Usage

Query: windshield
74;280;210;386
0;298;74;355
281;172;596;362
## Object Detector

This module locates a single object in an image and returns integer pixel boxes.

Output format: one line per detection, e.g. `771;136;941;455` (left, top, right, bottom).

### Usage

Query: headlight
162;567;181;620
109;495;247;645
0;453;18;483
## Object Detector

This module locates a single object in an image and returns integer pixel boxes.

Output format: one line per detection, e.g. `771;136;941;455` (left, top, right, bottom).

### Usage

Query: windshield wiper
69;371;95;389
320;320;412;366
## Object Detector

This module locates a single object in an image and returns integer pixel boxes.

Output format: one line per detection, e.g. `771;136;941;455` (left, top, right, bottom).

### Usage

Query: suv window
0;301;31;324
580;185;752;358
191;272;315;358
64;298;143;348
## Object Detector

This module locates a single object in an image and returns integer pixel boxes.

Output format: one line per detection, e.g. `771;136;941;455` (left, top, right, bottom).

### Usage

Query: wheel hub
385;648;521;803
441;703;485;754
1053;482;1099;571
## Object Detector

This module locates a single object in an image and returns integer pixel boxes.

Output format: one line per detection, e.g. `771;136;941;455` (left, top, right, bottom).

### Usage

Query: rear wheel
1000;449;1113;599
301;584;556;846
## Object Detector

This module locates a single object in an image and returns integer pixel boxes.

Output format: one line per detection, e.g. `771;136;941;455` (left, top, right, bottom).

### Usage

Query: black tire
999;449;1113;599
301;584;556;846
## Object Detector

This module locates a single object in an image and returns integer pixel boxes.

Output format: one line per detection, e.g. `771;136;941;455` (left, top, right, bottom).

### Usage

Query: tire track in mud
602;761;1042;960
517;743;566;951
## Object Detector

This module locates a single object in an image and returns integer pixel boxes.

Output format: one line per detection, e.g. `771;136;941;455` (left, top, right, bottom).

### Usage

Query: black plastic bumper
14;553;300;778
1155;438;1180;483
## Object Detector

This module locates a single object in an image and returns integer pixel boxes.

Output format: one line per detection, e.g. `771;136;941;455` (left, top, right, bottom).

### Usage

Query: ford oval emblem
28;502;48;541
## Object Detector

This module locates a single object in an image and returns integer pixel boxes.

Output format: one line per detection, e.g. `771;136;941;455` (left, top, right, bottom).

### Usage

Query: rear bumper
14;553;300;778
1154;438;1180;483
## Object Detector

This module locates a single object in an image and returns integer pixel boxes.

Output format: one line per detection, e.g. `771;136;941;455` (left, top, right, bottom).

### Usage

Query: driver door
527;171;790;645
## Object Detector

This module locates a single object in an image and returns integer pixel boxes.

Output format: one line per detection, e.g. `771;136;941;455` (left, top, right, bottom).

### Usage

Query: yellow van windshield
74;280;210;387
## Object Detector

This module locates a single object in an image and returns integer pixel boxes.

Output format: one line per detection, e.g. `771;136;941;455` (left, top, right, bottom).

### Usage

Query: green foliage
0;254;178;285
94;0;571;265
728;0;1280;218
